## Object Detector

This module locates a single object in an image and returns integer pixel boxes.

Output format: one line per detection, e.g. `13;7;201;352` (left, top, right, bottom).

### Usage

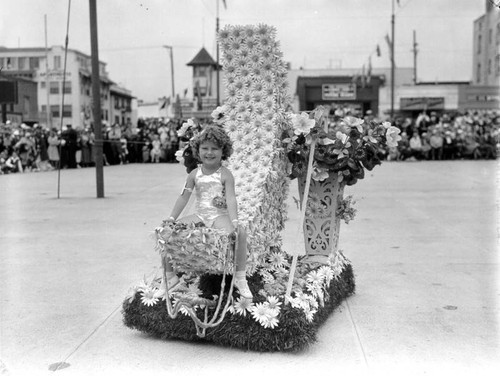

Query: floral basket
154;221;236;275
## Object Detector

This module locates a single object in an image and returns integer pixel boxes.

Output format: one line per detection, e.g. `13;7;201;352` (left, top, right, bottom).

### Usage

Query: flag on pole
385;34;393;62
222;0;227;9
183;88;188;97
376;44;381;57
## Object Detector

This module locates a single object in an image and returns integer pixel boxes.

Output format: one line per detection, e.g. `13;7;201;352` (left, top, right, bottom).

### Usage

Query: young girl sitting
162;125;252;300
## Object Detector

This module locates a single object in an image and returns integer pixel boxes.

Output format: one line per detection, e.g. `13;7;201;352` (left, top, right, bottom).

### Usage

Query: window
489;28;493;44
54;56;61;69
29;57;39;69
50;105;60;118
488;59;492;75
62;105;72;117
497;23;500;45
18;57;26;70
6;57;16;69
41;82;46;89
0;57;3;68
496;54;500;77
49;81;59;94
477;35;482;54
63;81;71;94
477;63;482;83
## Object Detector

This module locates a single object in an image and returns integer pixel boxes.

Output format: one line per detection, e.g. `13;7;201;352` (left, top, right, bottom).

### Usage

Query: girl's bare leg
213;216;252;299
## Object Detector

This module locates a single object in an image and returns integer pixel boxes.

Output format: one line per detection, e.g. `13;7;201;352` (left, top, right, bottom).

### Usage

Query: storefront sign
400;97;444;110
38;70;71;81
322;83;356;100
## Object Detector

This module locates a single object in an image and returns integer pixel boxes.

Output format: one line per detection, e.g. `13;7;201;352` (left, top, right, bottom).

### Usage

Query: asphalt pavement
0;160;498;376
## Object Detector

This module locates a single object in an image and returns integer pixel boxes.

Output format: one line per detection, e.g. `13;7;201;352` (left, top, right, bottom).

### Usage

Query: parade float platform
122;263;355;352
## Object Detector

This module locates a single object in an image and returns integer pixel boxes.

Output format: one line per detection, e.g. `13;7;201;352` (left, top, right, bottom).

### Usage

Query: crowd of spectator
387;110;499;161
0;118;187;174
1;109;499;175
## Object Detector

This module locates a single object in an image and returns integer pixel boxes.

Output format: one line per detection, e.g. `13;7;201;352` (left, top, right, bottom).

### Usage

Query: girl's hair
190;125;233;161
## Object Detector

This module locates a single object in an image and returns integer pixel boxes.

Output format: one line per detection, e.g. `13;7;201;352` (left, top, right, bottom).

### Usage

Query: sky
0;0;489;102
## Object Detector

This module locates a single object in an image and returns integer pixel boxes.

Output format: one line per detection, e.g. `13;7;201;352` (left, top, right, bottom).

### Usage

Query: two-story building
0;46;135;129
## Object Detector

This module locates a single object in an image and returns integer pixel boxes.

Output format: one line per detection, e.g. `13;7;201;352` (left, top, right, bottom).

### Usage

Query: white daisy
318;265;335;285
252;80;264;93
218;28;231;41
243;25;255;38
253;105;266;117
238;66;251;78
140;288;159;307
264;99;274;110
238;89;253;104
262;121;275;133
225;63;237;75
230;25;244;39
263;316;279;329
268;251;287;268
236;102;248;114
304;306;317;323
233;296;253;317
250;302;271;325
266;295;282;310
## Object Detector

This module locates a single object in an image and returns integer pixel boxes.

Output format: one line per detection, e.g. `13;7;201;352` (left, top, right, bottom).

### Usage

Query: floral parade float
122;24;401;352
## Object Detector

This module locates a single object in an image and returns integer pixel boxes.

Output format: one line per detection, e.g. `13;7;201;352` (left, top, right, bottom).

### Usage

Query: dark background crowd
1;110;499;175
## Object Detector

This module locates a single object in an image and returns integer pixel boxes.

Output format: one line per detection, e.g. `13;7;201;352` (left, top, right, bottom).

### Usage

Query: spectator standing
108;123;122;165
409;133;423;160
429;129;444;160
80;128;93;167
47;129;60;168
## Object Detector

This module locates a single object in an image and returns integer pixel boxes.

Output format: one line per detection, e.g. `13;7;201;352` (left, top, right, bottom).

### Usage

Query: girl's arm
168;168;196;220
223;167;239;228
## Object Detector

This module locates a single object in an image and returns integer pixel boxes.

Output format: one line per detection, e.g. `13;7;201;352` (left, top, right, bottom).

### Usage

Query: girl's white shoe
234;278;253;300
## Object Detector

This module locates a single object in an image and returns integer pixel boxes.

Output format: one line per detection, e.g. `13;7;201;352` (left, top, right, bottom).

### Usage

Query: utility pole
216;0;220;106
89;0;104;198
390;0;395;120
412;30;418;85
44;15;51;129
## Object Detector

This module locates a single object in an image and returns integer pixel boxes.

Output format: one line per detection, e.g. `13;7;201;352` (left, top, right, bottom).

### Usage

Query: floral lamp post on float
283;106;402;294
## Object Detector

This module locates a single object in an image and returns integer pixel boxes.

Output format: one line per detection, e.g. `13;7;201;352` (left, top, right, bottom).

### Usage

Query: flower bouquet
283;106;402;186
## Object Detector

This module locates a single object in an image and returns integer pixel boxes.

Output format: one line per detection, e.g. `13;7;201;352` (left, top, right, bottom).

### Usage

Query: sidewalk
1;161;498;376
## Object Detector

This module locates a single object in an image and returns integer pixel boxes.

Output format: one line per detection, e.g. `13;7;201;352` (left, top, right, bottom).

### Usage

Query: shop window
49;81;59;94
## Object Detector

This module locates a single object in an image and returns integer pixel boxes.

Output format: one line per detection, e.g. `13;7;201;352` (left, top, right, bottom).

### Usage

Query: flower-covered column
217;24;292;273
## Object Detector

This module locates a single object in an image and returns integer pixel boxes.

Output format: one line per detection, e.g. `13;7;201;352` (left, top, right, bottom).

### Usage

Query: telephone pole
412;30;418;84
390;0;395;120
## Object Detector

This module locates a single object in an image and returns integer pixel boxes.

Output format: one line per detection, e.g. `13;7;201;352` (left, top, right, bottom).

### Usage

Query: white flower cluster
218;24;292;273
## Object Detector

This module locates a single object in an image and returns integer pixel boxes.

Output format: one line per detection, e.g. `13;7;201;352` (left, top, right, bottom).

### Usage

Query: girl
163;125;252;300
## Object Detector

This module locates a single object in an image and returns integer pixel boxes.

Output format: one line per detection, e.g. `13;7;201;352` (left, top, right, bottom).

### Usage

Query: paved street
1;160;499;376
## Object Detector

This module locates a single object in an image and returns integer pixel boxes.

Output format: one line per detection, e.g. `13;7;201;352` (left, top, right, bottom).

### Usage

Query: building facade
472;1;500;86
0;46;135;129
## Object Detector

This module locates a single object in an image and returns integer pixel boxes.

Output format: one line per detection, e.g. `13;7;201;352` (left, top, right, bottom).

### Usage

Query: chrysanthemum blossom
292;112;315;135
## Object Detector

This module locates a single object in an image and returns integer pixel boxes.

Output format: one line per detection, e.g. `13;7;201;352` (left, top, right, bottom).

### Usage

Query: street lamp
163;45;175;100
